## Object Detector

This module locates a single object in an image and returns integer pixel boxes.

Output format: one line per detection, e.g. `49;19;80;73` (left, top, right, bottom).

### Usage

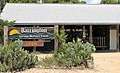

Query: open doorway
61;25;89;42
92;25;109;50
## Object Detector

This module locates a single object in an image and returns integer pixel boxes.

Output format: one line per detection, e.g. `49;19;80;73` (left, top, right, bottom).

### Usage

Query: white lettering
21;28;48;33
21;28;32;33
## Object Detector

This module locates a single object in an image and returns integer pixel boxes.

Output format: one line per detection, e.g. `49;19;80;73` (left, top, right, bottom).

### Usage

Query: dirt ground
18;53;120;73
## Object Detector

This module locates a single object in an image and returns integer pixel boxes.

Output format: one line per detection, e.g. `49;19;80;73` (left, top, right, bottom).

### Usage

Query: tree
1;0;6;10
101;0;118;4
118;0;120;3
80;1;86;4
71;0;80;3
0;19;14;44
1;0;38;9
1;0;87;9
9;0;37;3
43;0;86;3
43;0;53;3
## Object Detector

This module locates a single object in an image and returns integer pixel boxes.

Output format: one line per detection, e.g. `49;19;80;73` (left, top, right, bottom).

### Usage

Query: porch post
33;25;36;52
117;25;119;52
89;25;93;43
54;25;59;51
83;26;86;39
4;26;8;45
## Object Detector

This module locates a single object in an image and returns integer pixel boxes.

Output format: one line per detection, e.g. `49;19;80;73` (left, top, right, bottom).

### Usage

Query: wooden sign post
4;26;8;45
54;25;58;51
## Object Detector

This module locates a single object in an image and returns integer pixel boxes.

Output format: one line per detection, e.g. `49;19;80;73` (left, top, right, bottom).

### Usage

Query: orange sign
23;40;44;47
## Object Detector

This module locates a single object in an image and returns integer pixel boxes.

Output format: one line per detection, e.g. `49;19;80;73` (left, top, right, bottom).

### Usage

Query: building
1;3;120;52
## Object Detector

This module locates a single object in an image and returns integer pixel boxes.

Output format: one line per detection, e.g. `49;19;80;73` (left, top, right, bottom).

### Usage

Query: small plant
0;40;38;72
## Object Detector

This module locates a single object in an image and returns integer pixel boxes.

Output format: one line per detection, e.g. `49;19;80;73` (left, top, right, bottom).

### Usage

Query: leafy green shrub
53;38;95;68
40;27;96;69
54;28;95;68
0;40;38;72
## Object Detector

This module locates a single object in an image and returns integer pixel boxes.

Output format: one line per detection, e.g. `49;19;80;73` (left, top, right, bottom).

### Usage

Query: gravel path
17;53;120;73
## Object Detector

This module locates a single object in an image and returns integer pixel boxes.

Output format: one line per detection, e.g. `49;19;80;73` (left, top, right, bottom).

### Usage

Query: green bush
0;40;38;72
40;27;96;69
54;28;96;68
54;38;96;68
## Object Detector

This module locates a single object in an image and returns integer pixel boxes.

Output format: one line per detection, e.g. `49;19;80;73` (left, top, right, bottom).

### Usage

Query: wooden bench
93;37;107;49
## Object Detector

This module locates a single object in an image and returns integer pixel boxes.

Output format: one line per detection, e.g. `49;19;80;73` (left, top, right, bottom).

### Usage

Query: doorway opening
92;25;109;50
61;25;110;51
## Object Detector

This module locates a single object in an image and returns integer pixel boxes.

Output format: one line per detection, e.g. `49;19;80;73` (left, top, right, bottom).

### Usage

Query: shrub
39;27;96;69
53;38;96;68
0;40;38;72
54;28;96;68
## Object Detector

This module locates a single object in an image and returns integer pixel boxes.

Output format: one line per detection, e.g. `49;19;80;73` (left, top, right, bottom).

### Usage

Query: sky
85;0;101;4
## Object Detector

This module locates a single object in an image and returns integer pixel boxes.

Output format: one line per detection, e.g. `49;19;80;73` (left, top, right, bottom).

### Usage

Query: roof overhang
1;3;120;25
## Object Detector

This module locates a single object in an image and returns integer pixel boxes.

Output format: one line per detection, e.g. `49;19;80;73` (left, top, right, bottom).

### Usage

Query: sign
20;27;54;33
23;40;44;47
8;27;54;39
9;33;54;39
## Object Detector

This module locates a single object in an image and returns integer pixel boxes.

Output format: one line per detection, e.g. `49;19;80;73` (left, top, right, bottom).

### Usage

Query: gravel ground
17;53;120;73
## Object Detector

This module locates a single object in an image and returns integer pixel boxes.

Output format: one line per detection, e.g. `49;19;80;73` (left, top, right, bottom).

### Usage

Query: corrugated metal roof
1;3;120;25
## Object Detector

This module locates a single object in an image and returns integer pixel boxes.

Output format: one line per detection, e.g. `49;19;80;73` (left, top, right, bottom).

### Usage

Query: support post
83;26;86;39
33;42;36;53
117;25;119;52
62;25;64;29
54;25;59;51
0;0;1;13
4;26;8;45
89;25;93;43
33;25;36;52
